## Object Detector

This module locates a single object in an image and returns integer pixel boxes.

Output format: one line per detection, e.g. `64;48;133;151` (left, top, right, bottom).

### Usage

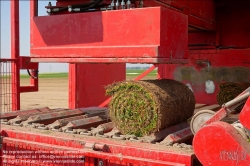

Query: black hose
72;0;103;12
57;7;68;12
51;1;98;13
70;1;96;8
27;69;38;79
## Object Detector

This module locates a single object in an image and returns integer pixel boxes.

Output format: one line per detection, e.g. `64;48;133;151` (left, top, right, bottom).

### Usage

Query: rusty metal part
22;109;85;126
48;110;108;130
63;115;109;132
160;127;193;145
141;122;190;143
84;142;108;151
8;108;67;125
79;107;108;114
104;127;121;138
89;122;115;135
0;107;49;120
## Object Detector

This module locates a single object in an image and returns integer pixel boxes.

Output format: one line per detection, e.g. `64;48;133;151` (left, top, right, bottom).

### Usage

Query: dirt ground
20;78;68;110
18;75;156;110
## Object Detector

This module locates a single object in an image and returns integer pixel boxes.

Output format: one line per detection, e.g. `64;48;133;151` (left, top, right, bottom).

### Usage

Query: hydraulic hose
69;0;103;12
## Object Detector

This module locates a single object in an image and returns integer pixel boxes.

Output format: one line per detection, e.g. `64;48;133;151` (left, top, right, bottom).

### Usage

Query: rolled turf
106;79;195;137
217;82;249;111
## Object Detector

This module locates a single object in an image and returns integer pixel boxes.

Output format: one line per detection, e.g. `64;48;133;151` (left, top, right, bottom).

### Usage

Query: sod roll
217;82;249;110
106;79;195;137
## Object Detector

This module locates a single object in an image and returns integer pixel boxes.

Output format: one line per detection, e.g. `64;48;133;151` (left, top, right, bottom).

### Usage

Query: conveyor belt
0;104;238;146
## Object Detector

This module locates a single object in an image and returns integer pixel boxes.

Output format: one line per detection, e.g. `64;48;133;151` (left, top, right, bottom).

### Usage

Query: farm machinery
1;0;250;165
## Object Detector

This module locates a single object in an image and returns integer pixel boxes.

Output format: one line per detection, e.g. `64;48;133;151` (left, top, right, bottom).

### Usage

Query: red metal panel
144;0;216;31
193;122;250;166
188;32;216;46
217;1;250;48
158;49;250;105
31;57;188;63
30;7;188;62
69;64;125;109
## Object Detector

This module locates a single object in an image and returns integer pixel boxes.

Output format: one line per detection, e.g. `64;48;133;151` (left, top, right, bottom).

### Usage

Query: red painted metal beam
19;56;39;93
11;0;20;110
2;137;184;166
31;58;188;64
1;127;195;166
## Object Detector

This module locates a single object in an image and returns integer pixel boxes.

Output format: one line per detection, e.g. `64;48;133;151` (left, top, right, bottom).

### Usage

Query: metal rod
224;91;250;108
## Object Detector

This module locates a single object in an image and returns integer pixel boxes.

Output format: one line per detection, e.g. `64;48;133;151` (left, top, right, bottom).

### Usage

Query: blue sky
0;1;149;73
1;0;68;73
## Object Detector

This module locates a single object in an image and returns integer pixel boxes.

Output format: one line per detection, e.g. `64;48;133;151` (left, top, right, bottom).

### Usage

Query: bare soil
20;78;68;110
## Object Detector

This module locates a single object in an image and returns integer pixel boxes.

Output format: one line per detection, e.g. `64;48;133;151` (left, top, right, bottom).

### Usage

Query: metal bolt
68;6;73;12
121;0;125;9
116;0;120;10
80;156;85;161
47;8;51;14
139;0;143;8
99;160;103;166
111;0;115;10
126;0;131;9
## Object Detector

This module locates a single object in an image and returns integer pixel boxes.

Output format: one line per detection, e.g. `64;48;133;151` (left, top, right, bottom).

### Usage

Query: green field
126;69;157;76
19;70;157;79
20;73;68;79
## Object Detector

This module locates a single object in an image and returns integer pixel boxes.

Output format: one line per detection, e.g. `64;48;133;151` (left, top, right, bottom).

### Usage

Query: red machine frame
0;1;39;111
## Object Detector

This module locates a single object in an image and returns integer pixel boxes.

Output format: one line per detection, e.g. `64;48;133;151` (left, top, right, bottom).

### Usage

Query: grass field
20;72;68;79
20;69;158;79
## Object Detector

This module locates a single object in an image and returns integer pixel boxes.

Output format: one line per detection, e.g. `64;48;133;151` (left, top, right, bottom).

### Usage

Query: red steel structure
1;0;250;165
0;1;39;112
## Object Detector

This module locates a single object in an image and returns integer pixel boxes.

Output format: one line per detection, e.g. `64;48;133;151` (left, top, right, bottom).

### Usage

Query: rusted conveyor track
0;104;238;146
